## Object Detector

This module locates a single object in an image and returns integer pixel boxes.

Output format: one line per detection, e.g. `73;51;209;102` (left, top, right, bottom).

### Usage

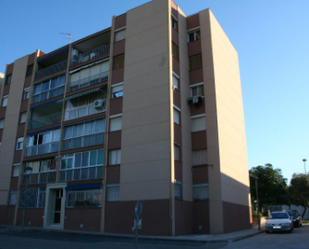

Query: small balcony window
111;83;124;98
109;150;121;165
0;119;4;129
188;29;201;42
191;115;206;132
23;88;30;100
106;184;119;201
5;74;12;85
113;54;124;70
190;83;204;97
20;112;27;124
16;137;24;150
189;54;202;70
110;115;122;132
193;184;209;201
2;95;8;107
115;29;126;42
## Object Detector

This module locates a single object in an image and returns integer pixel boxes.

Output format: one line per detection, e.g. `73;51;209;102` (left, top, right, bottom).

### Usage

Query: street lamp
22;166;33;229
250;174;260;231
303;159;307;174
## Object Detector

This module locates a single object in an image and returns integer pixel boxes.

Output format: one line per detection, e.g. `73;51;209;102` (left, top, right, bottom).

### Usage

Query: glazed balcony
68;71;108;92
35;60;68;81
25;141;59;157
59;166;103;182
22;171;56;185
62;132;104;151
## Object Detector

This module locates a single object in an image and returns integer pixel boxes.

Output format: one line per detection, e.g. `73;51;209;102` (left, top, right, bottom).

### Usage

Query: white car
266;211;293;233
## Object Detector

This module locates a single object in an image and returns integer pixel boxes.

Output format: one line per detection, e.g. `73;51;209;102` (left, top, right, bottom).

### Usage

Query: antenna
59;32;72;43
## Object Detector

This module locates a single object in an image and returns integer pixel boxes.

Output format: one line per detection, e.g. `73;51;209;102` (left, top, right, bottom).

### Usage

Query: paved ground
0;225;308;249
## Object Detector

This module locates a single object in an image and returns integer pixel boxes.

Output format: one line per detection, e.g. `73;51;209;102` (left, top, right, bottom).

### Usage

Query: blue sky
1;0;309;183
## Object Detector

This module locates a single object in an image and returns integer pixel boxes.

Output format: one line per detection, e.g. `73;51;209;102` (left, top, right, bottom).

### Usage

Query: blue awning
65;183;102;190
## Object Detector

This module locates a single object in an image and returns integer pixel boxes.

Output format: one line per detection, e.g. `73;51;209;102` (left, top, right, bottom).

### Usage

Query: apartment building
0;0;251;236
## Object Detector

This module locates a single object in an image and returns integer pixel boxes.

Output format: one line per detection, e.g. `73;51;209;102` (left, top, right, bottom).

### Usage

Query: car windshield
271;213;289;219
288;211;297;217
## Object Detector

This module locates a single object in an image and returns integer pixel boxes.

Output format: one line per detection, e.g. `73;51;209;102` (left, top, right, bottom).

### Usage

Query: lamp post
22;166;33;229
303;159;307;174
250;174;260;231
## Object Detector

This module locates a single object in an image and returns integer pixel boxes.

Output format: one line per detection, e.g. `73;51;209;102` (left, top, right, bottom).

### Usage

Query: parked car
288;210;303;227
265;211;293;233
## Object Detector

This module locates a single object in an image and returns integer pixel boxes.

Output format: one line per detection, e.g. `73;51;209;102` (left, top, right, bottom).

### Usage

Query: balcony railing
25;141;59;157
59;166;103;182
68;71;108;92
28;112;62;130
70;44;110;66
62;132;104;151
64;102;106;121
22;171;56;185
35;60;68;80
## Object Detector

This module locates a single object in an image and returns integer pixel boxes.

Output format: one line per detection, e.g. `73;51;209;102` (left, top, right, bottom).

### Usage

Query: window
113;54;125;70
13;164;20;177
62;119;105;150
193;184;209;201
69;61;109;92
188;29;201;42
32;74;66;104
189;54;202;70
60;149;104;182
23;88;30;100
20;112;27;124
190;83;204;97
0;119;4;129
172;17;177;30
5;74;12;85
172;43;179;60
111;83;124;98
16;137;24;150
174;180;182;199
191;115;206;132
8;191;17;205
110;115;122;131
192;150;207;165
26;64;34;77
19;187;46;208
66;188;102;207
172;74;179;89
109;150;121;165
106;184;119;201
115;29;126;42
173;108;180;124
2;95;8;107
174;145;180;161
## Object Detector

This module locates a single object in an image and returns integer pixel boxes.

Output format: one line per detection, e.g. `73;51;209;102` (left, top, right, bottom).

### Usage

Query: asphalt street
0;225;309;249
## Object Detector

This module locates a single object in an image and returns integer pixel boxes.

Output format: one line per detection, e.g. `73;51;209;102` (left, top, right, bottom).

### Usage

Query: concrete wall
120;0;171;201
0;56;28;205
200;9;250;233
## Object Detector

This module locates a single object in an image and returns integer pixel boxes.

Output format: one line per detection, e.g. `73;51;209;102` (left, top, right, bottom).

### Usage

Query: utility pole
303;159;307;174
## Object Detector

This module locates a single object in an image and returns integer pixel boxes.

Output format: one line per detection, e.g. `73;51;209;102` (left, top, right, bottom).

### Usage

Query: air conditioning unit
94;99;104;108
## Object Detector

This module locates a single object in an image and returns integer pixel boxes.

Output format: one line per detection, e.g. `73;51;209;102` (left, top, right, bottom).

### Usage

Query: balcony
29;101;63;130
68;71;108;92
64;102;106;121
29;112;62;130
59;166;103;182
35;60;68;81
22;171;56;185
62;132;104;151
70;44;110;67
25;141;59;157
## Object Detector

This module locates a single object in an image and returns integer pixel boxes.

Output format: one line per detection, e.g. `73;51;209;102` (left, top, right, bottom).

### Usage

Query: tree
250;164;288;212
288;173;309;219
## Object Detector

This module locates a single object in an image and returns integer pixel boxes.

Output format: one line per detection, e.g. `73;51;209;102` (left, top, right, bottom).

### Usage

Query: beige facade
0;56;28;205
120;0;172;201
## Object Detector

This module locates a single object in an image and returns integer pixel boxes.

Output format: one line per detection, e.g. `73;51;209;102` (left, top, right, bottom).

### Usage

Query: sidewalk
0;225;265;244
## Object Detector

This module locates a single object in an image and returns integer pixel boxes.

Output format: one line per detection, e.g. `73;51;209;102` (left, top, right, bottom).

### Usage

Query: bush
252;210;263;217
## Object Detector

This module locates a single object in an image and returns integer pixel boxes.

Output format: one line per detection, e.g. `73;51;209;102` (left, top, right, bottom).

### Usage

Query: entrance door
44;184;66;229
53;189;63;224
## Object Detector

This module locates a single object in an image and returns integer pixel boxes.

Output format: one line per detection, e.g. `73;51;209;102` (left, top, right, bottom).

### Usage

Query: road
0;225;309;249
